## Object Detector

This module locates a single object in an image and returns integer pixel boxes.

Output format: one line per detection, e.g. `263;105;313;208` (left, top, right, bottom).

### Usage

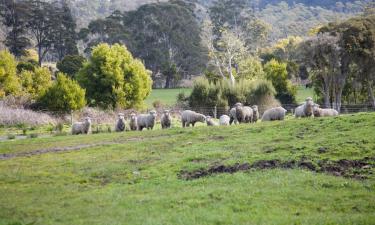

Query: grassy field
145;86;313;108
145;88;192;107
0;113;374;225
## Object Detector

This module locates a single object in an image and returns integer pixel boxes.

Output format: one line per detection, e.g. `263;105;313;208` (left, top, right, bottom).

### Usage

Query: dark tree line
0;0;78;65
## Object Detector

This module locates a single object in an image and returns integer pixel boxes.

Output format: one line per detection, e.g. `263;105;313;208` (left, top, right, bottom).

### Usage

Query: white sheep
181;110;206;127
115;113;126;132
229;107;238;125
261;107;287;122
295;97;315;118
313;105;339;117
72;117;92;135
161;110;172;129
252;105;259;123
206;116;218;126
219;115;230;126
137;110;157;131
129;113;138;131
235;103;253;123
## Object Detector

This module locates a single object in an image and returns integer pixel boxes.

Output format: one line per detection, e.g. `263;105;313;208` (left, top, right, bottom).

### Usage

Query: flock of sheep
71;97;339;135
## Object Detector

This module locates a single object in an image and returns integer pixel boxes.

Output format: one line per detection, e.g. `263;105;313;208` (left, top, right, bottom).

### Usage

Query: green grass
145;88;191;107
0;113;374;225
296;86;314;104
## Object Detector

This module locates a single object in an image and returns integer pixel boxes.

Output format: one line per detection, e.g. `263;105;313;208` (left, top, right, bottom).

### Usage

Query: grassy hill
0;113;374;225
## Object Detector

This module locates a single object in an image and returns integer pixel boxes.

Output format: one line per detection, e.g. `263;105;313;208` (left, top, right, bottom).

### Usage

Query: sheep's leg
229;117;234;125
192;122;195;127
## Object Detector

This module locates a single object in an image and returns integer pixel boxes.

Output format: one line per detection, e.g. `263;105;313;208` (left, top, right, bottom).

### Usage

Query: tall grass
0;106;57;126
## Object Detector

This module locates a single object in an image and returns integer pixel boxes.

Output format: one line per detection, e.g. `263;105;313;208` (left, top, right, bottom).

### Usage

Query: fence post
70;110;73;125
214;106;217;119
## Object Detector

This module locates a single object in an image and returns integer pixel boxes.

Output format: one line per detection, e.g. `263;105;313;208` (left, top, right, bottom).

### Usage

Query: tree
38;73;86;113
0;50;21;98
0;0;31;57
264;59;296;104
56;55;86;78
77;43;152;109
237;56;265;81
19;66;52;99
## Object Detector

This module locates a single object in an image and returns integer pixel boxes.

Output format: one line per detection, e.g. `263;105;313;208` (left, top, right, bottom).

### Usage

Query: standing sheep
115;113;126;132
161;110;172;129
206;116;218;126
295;97;315;118
235;103;253;123
129;113;138;131
181;110;206;127
219;115;230;126
229;107;238;125
261;107;287;122
313;105;339;117
252;105;260;123
137;110;157;131
72;117;92;135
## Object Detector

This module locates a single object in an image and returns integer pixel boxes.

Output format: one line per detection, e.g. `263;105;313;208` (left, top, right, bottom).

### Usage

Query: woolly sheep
261;107;287;122
235;103;253;123
295;97;315;118
313;106;339;117
219;115;230;126
229;107;238;125
72;117;92;135
252;105;259;123
181;110;206;127
129;113;138;131
115;113;126;132
161;110;172;129
206;116;218;126
137;110;157;131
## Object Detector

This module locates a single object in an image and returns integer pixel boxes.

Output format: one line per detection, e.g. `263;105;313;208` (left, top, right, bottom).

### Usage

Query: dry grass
0;106;58;126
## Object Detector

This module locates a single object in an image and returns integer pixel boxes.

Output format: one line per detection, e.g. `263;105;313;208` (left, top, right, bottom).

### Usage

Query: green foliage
39;73;86;113
20;67;52;99
0;50;21;98
189;77;276;108
77;43;152;109
264;59;297;104
57;55;86;78
237;57;265;81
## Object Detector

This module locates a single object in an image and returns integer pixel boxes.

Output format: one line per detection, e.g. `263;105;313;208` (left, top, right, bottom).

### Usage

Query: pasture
145;88;192;107
0;113;374;225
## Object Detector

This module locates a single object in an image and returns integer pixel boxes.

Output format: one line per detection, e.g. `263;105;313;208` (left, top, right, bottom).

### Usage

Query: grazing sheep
313;105;339;117
115;113;126;132
229;107;238;125
137;110;157;131
206;116;218;126
295;97;315;118
252;105;260;123
161;110;172;129
72;117;92;135
235;103;253;123
219;115;230;126
261;107;287;122
181;110;206;127
129;113;138;131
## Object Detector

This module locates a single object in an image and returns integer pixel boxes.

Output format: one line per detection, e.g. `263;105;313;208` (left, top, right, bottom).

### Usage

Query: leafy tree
0;0;31;57
38;73;86;113
77;43;152;109
0;50;21;97
20;66;52;99
264;59;296;104
56;55;86;78
237;57;265;81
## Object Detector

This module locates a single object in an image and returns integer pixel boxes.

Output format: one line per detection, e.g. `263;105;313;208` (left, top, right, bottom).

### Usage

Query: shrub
0;105;57;126
56;55;86;78
264;59;297;104
0;50;21;98
237;57;265;81
38;73;86;113
20;67;52;99
28;133;38;139
77;43;152;109
7;134;16;140
152;100;164;109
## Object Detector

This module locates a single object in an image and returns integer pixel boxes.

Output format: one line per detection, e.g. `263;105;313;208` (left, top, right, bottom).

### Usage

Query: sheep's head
84;117;92;124
234;102;243;109
199;114;207;123
163;110;170;116
118;113;125;121
313;104;321;117
130;113;137;121
305;97;314;115
252;105;259;113
150;110;157;118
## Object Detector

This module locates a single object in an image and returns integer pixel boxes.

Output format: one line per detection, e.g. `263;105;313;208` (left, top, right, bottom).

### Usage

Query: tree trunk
323;81;331;108
368;81;375;109
165;74;172;89
38;45;42;66
334;90;342;113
